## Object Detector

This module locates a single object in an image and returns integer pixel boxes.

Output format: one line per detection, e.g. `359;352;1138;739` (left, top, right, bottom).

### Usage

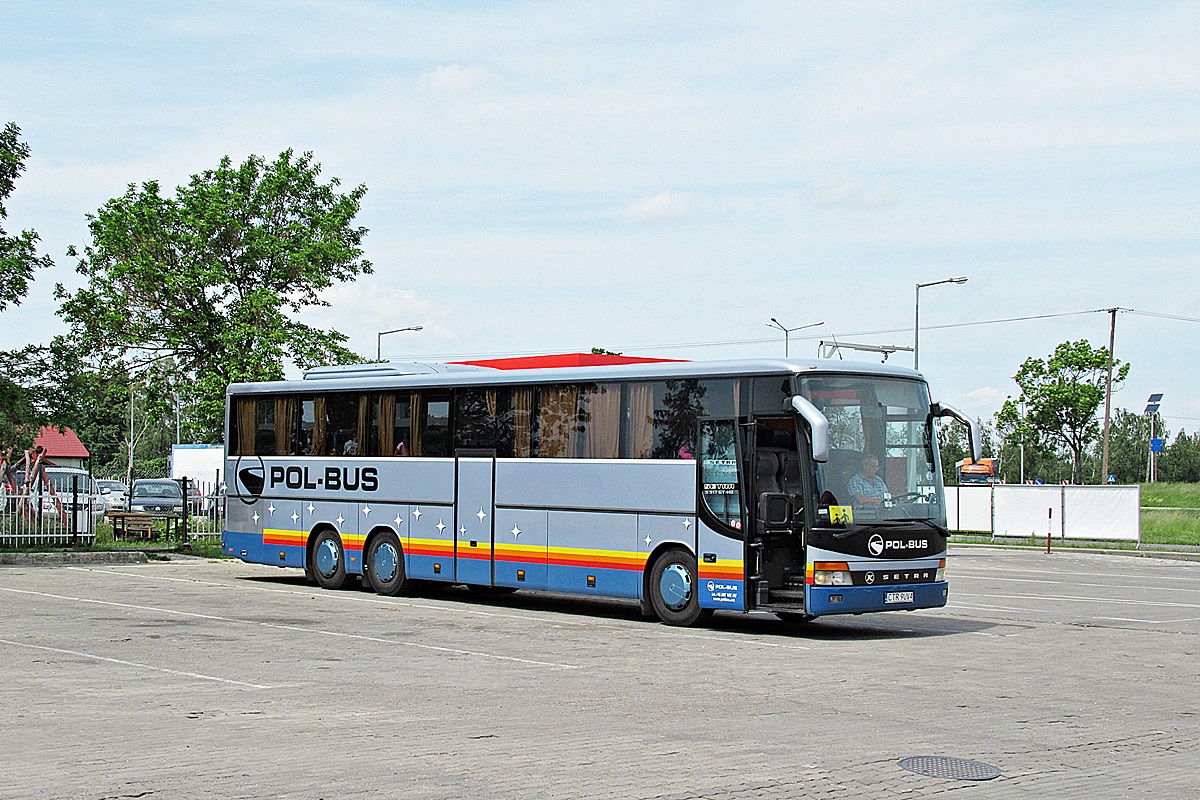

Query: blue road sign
1151;438;1164;453
1107;474;1117;484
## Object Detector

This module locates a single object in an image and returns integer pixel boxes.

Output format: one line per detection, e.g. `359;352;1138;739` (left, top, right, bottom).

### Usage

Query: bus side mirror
791;396;830;463
932;402;982;462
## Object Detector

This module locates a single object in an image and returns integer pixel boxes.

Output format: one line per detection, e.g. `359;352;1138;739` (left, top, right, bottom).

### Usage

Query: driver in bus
847;454;889;506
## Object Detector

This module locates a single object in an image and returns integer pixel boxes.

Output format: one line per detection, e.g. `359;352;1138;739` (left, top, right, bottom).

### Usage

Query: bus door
454;450;496;585
747;417;808;610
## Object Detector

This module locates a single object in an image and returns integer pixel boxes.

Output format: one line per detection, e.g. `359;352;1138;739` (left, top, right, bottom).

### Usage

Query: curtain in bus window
274;397;295;456
581;384;620;459
378;393;396;455
537;385;579;458
312;398;328;456
356;395;369;457
236;399;256;456
409;393;421;456
628;382;654;458
513;388;533;457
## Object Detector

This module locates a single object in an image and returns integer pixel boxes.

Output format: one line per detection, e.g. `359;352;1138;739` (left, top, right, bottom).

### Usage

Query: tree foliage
0;122;53;312
57;150;372;439
1160;431;1200;483
996;339;1129;484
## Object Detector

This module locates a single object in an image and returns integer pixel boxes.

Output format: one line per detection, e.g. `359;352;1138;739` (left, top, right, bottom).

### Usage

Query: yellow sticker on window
829;505;854;525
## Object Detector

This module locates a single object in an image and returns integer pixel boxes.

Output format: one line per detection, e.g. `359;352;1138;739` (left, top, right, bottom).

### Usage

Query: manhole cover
899;756;1001;781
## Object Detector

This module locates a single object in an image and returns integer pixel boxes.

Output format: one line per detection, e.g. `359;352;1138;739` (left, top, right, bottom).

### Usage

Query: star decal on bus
682;518;691;529
291;511;299;523
307;503;314;514
459;526;467;537
476;508;487;522
267;503;275;514
394;514;403;526
644;534;652;546
362;505;371;516
436;521;445;532
511;526;521;539
337;515;345;525
252;511;260;523
413;507;422;520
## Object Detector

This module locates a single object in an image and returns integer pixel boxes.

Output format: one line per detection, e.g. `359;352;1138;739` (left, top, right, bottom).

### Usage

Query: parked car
129;479;184;514
11;467;105;525
96;479;129;512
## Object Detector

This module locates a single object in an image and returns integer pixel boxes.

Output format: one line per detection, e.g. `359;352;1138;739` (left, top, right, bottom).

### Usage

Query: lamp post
766;318;823;358
376;325;424;361
913;276;967;370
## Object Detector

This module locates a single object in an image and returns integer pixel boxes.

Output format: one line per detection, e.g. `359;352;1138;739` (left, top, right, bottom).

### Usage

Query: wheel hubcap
373;542;398;583
315;539;340;578
659;563;693;611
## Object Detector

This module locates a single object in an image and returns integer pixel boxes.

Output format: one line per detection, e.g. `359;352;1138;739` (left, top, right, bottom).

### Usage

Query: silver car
97;479;129;512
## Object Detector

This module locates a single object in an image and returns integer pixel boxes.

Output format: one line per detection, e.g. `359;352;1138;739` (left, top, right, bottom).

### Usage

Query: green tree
57;149;372;439
996;339;1129;485
1160;430;1200;483
1102;408;1162;484
0;122;53;313
937;417;996;484
0;122;55;458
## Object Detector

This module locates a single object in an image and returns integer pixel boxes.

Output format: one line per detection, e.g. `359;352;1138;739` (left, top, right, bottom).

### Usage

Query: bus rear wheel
365;531;408;596
648;548;712;627
310;529;350;590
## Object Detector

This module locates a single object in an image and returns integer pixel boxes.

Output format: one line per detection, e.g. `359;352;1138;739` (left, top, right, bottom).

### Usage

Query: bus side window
421;393;452;457
699;419;743;531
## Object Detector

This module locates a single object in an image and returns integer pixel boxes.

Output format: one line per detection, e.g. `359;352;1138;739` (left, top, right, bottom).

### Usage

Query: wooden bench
108;511;181;540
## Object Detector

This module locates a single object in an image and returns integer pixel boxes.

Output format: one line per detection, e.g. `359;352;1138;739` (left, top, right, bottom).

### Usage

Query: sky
3;1;1199;435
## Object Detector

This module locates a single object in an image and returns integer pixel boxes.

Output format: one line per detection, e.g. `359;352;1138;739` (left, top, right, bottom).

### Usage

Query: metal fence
2;475;224;547
1;475;100;547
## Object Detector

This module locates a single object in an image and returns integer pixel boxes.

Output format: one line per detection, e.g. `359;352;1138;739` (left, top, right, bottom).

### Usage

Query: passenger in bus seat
394;441;409;456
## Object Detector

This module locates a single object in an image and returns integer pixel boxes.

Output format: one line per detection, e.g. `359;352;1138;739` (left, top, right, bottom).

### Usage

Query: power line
417;306;1191;361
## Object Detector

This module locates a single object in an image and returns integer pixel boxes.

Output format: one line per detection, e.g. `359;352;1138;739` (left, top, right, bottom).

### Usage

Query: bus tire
648;548;712;627
310;529;350;590
364;531;408;596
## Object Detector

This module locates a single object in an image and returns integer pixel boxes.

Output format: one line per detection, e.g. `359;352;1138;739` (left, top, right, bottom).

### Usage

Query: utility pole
1100;308;1117;484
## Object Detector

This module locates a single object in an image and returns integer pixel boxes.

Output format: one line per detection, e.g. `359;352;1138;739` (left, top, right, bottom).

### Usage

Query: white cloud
418;64;494;94
807;173;897;211
620;191;691;223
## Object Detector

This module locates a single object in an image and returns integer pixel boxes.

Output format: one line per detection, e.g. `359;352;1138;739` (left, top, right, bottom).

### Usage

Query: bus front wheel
365;531;408;596
310;529;350;590
648;548;712;627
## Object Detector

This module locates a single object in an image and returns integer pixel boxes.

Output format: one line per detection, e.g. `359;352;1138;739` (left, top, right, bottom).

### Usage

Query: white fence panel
993;485;1063;539
1063;486;1140;541
946;486;992;532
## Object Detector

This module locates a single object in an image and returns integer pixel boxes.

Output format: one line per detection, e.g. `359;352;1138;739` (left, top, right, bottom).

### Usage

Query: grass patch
1140;509;1200;546
1139;482;1200;509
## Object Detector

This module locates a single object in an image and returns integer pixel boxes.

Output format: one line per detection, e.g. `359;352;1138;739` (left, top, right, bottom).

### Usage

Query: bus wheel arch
308;526;351;590
363;526;408;596
645;545;713;627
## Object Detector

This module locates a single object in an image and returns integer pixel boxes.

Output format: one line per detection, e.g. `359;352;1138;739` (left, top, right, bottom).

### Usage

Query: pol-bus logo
234;455;266;505
868;534;885;556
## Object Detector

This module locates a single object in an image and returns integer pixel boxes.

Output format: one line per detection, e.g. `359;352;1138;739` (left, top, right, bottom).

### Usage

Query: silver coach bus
222;358;978;626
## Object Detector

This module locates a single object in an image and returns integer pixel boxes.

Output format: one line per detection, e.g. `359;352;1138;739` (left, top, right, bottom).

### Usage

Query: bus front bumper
807;581;948;617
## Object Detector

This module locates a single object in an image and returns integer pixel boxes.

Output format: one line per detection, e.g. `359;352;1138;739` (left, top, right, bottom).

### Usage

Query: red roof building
451;353;685;370
33;426;91;469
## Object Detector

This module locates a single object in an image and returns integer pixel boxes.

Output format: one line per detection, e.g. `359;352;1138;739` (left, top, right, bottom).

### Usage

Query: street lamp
376;325;424;361
766;318;824;358
913;276;967;370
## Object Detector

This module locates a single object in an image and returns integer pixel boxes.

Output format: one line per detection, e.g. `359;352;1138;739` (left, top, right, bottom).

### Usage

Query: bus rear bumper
807;581;948;617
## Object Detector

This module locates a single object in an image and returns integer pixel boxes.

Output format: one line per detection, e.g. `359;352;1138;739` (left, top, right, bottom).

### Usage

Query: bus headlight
935;558;946;582
812;562;852;586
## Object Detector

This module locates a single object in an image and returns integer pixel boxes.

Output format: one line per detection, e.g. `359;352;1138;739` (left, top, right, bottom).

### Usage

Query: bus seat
780;450;803;496
755;451;781;494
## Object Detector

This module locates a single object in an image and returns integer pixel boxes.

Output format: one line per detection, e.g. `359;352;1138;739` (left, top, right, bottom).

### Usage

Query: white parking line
0;586;580;670
64;566;817;652
0;637;272;689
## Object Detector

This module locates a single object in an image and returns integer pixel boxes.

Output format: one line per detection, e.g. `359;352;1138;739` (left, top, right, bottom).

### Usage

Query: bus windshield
797;374;944;524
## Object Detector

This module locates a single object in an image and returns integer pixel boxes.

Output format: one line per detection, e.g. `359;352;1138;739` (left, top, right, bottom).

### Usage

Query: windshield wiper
868;518;949;537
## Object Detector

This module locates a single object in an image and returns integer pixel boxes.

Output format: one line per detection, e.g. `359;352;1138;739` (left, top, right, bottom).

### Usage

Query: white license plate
885;591;914;604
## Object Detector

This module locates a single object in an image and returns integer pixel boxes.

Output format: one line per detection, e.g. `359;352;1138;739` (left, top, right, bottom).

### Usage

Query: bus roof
227;357;925;396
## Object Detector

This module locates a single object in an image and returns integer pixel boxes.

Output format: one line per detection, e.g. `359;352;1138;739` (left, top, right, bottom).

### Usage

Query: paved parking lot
1;545;1197;799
